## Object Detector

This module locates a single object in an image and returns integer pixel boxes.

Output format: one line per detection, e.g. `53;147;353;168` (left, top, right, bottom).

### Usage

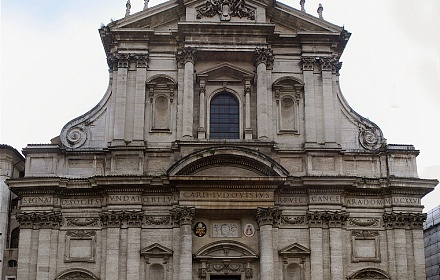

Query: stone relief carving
16;211;63;229
144;216;171;225
382;212;426;229
307;211;349;227
196;0;255;21
348;218;380;227
66;218;100;227
213;222;239;237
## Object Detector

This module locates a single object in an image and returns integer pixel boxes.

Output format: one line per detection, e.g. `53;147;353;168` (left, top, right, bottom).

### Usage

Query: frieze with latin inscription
180;191;273;201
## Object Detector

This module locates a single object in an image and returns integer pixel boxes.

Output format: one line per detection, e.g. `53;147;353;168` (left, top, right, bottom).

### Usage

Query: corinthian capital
300;56;316;71
171;206;195;226
254;47;274;69
176;47;197;67
256;207;281;226
16;211;63;229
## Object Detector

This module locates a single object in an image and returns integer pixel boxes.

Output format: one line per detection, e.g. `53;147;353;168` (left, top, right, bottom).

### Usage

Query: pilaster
307;211;348;280
15;211;63;280
319;57;336;144
383;212;427;280
301;56;317;145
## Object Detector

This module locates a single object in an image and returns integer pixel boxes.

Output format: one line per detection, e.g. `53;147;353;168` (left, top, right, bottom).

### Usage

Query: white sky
1;0;439;211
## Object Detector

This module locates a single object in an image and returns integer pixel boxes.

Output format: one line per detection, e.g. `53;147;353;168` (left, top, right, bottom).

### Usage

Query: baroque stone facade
6;0;438;280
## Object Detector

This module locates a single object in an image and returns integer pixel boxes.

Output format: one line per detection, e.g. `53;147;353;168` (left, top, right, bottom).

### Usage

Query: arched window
10;227;19;248
210;92;239;139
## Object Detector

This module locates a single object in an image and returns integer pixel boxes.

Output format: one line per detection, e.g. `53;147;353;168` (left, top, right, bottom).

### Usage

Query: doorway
210;276;241;280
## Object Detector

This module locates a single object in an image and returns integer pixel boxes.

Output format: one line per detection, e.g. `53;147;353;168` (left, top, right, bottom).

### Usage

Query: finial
300;0;305;12
144;0;149;10
317;3;323;20
125;0;131;17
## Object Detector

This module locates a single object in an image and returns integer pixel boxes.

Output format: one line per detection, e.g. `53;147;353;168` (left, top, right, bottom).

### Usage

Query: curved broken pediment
167;146;289;176
194;240;258;260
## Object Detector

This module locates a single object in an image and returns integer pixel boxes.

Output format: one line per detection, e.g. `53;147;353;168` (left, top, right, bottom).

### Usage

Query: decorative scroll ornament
63;126;88;148
359;127;383;150
382;212;426;229
256;207;282;226
196;0;255;21
16;211;63;229
254;47;274;68
351;230;379;238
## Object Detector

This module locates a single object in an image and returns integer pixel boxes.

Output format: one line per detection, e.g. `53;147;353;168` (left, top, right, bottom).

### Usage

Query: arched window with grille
209;92;239;139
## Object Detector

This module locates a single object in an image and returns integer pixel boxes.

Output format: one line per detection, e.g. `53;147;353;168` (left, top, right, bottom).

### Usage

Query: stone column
307;211;324;280
244;79;252;139
319;57;336;144
133;54;148;144
171;206;195;280
177;47;197;139
256;207;281;280
254;48;274;140
198;78;206;139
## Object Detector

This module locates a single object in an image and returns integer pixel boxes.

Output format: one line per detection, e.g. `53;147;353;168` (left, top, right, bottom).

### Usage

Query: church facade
7;0;438;279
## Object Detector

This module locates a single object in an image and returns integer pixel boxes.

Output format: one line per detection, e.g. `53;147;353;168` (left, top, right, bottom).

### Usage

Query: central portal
210;276;241;280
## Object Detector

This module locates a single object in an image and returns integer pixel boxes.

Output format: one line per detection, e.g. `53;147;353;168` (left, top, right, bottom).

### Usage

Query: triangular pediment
112;0;181;29
279;243;310;256
140;243;173;256
109;0;342;34
198;63;254;83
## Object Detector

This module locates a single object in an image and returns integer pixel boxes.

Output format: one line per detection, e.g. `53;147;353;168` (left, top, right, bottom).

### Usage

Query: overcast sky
1;0;439;211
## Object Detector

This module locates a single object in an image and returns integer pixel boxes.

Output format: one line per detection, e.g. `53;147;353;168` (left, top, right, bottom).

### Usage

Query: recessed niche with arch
208;91;241;139
273;77;304;134
146;75;177;133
